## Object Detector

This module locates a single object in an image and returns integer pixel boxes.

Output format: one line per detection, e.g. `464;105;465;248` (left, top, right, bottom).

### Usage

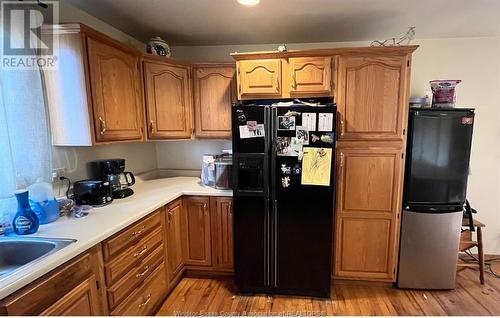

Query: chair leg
477;227;485;284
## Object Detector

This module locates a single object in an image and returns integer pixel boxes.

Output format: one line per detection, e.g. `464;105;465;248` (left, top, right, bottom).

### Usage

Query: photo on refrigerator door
278;116;296;130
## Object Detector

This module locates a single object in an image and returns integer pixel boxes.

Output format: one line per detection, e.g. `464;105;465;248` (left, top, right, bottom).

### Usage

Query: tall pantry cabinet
334;52;413;281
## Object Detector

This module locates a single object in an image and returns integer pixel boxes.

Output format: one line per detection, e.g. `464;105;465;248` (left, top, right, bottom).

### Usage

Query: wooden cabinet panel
334;147;403;281
40;275;103;316
87;37;143;142
143;60;192;139
193;64;236;139
337;56;408;140
184;197;212;266
165;200;184;281
237;59;282;99
336;217;395;280
341;150;399;213
288;57;332;96
210;197;234;271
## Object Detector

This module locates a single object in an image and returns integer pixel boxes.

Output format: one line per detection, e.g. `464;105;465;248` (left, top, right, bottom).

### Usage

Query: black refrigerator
232;101;336;297
398;107;475;289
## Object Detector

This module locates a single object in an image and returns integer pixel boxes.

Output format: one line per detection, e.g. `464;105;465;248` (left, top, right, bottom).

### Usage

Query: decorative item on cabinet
146;36;171;57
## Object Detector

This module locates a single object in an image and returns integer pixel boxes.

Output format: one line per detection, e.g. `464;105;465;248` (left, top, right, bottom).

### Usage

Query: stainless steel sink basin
0;237;76;280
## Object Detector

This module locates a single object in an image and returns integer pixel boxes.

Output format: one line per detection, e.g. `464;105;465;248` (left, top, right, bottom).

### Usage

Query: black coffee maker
89;159;135;199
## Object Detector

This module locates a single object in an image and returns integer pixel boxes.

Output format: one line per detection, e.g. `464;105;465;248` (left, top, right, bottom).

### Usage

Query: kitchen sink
0;237;76;280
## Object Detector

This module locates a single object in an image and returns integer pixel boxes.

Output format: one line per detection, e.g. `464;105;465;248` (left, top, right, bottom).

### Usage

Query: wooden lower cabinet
40;276;102;316
210;197;234;271
183;196;212;266
334;146;404;281
0;247;105;316
0;196;234;316
165;199;185;282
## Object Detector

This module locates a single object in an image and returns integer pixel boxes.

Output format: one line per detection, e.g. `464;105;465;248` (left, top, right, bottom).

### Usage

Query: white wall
52;3;156;186
170;37;500;254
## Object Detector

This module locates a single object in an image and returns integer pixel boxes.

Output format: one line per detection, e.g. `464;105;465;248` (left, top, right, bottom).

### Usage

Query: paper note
301;113;317;131
318;113;334;132
301;147;332;186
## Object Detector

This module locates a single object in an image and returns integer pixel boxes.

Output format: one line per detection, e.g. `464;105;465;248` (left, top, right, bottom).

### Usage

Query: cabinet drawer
107;244;164;310
111;262;167;316
104;229;163;286
103;212;161;261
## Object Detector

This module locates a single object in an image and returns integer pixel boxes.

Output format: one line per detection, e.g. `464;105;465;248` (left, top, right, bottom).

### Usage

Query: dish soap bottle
12;190;39;235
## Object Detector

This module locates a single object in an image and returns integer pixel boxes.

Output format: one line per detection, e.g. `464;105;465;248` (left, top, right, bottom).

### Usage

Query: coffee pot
89;159;136;199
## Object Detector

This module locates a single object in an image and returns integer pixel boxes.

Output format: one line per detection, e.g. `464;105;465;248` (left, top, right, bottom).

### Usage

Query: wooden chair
458;218;485;284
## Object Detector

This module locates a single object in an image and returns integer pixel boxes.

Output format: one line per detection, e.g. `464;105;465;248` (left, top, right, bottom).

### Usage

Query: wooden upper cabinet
86;37;144;142
237;59;282;99
143;59;192;139
183;197;212;267
210;197;234;271
287;57;333;96
334;147;403;281
193;64;236;139
165;200;184;282
336;55;409;141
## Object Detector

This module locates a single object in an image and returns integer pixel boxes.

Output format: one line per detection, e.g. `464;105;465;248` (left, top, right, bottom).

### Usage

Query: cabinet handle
98;117;106;135
340;119;345;136
138;294;152;308
131;225;145;239
291;72;296;90
149;120;154;133
135;266;150;278
276;76;280;92
340;152;345;169
168;211;172;223
133;245;148;258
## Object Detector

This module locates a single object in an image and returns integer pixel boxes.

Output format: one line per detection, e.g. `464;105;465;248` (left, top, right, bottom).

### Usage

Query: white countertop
0;177;231;300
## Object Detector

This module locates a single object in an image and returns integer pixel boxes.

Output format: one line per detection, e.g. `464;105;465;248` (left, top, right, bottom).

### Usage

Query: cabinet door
166;200;184;281
334;147;403;281
237;59;282;99
40;276;103;316
143;61;192;139
210;197;234;271
183;197;212;266
86;37;143;142
193;65;236;139
336;56;408;140
288;57;332;96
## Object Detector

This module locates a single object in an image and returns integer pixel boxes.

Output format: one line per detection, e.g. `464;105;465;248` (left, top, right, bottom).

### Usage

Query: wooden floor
157;267;500;316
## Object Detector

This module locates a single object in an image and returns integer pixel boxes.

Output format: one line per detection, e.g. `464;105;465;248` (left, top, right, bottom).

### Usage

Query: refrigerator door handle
273;199;278;287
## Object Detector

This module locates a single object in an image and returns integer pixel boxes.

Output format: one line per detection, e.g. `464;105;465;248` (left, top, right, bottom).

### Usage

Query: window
0;42;52;232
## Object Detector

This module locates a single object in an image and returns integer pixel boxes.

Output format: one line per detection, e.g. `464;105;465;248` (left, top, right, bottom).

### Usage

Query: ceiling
65;0;500;46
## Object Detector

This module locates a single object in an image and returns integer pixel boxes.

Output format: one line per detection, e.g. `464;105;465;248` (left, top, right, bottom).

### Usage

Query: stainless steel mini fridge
398;107;475;289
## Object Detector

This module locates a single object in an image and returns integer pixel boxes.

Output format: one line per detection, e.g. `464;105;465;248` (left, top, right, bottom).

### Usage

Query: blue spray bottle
12;190;39;235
